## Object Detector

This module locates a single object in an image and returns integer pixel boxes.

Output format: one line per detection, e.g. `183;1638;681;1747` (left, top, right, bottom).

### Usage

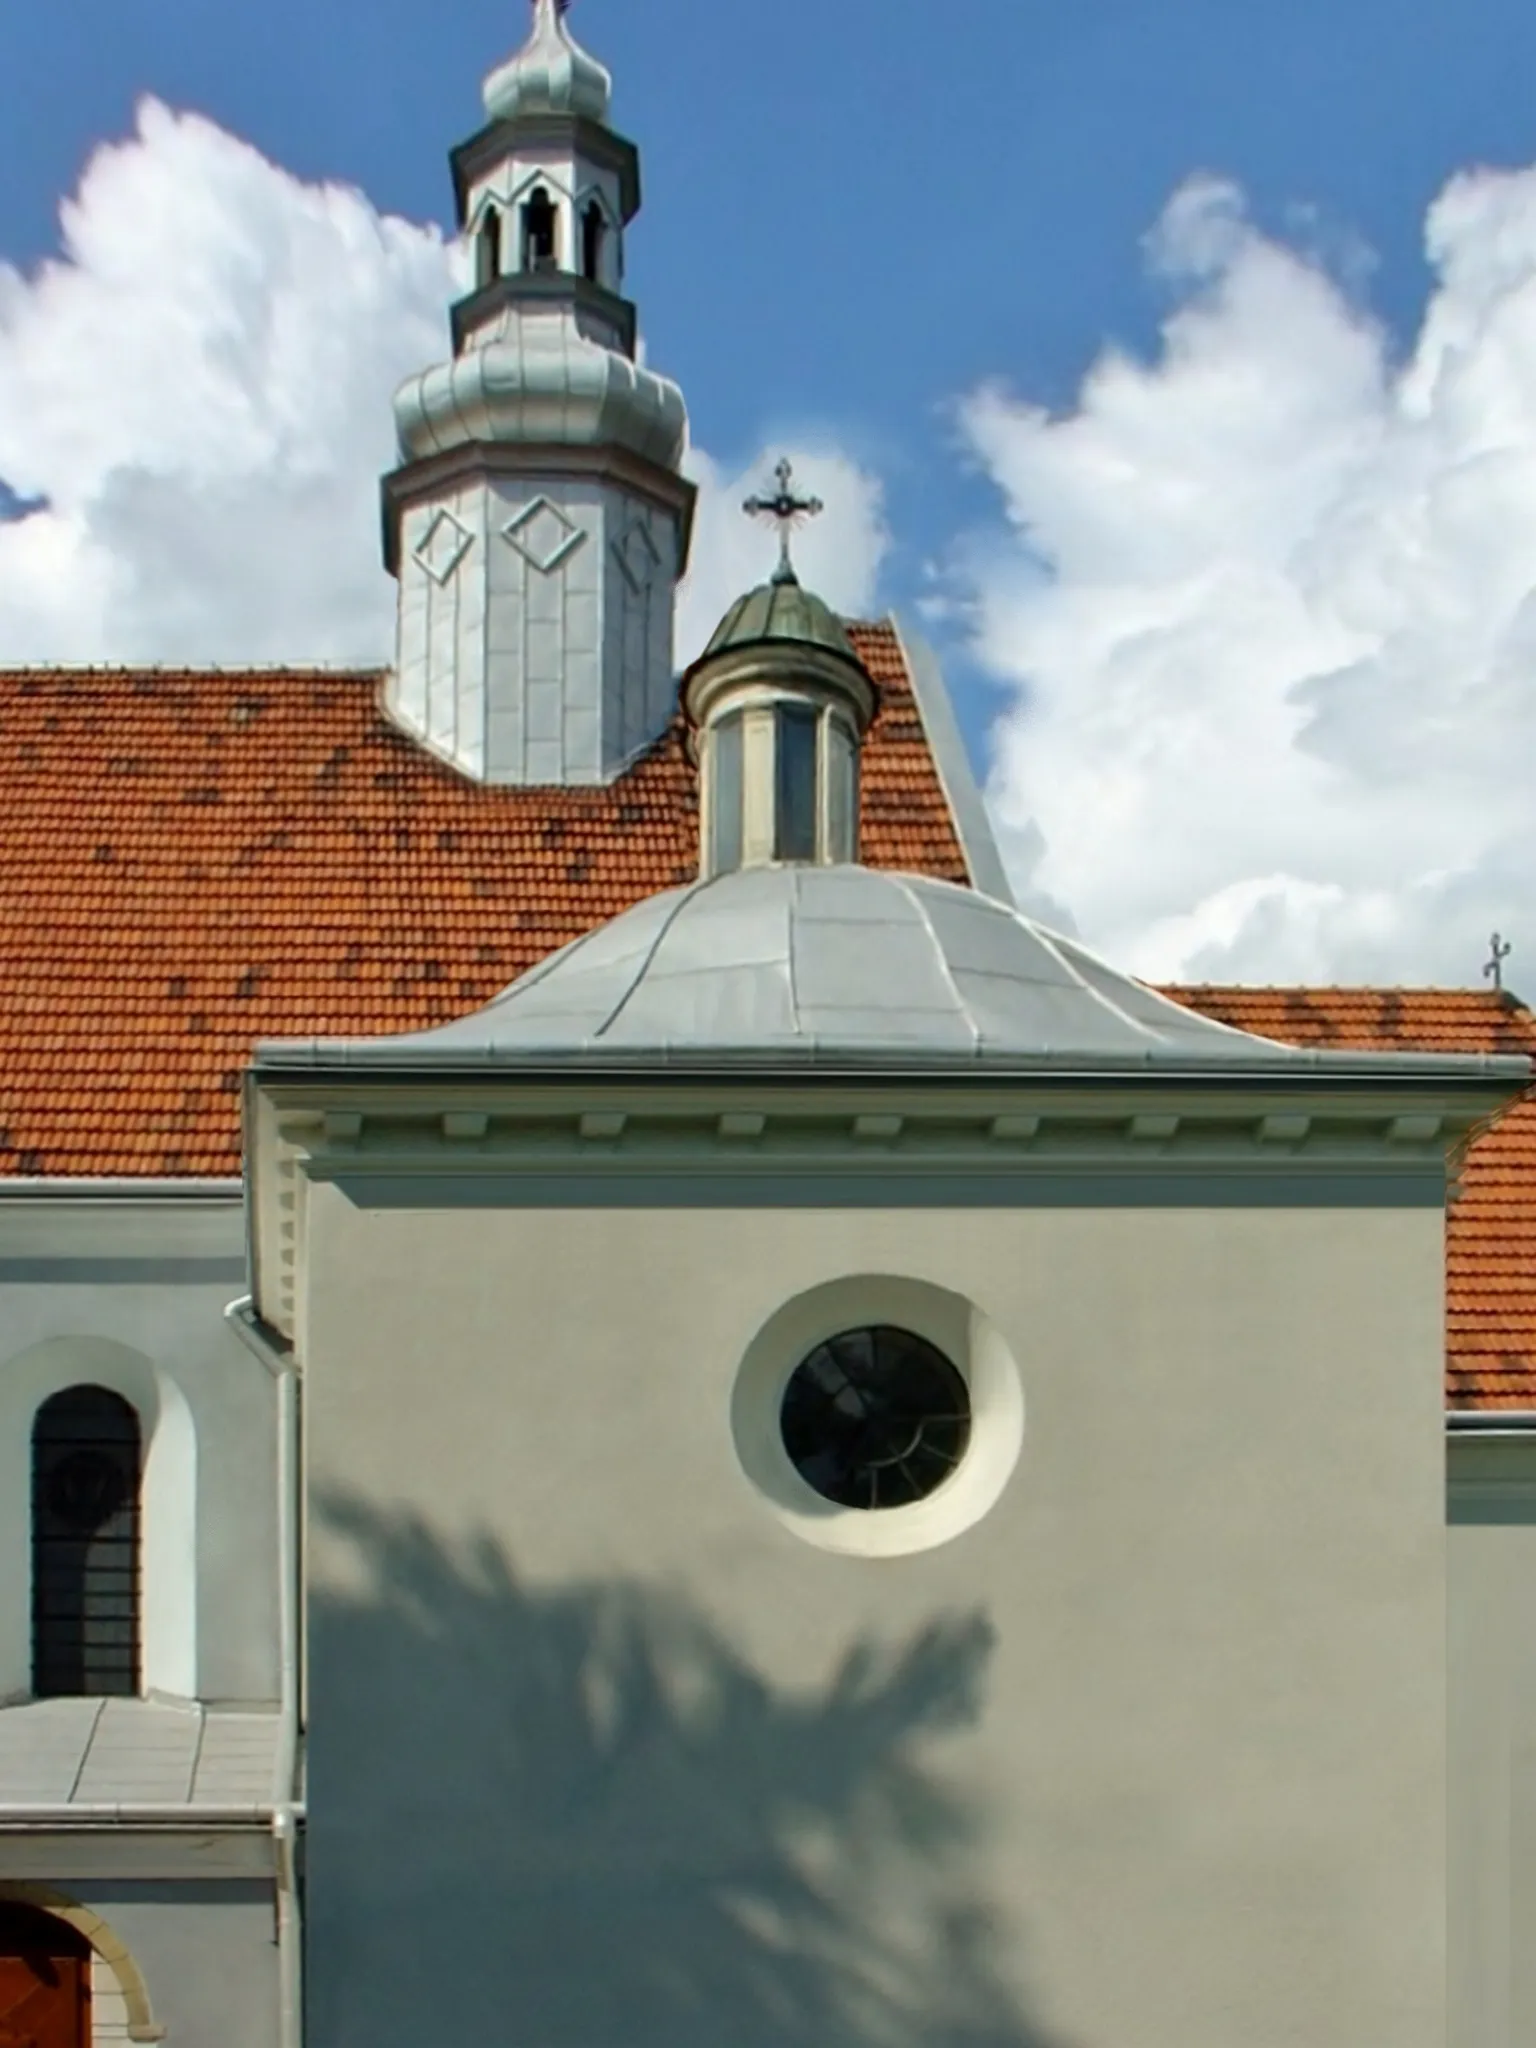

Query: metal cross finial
744;457;824;586
1484;932;1513;992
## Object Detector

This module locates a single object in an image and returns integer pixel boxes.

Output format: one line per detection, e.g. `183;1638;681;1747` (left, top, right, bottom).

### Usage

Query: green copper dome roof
701;574;860;666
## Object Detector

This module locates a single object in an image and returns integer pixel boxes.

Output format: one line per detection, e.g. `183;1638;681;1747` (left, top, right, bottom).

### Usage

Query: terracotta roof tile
2;645;1530;1416
1165;986;1536;1413
0;625;966;1181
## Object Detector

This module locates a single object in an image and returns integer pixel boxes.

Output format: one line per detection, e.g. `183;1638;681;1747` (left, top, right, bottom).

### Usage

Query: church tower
381;0;695;784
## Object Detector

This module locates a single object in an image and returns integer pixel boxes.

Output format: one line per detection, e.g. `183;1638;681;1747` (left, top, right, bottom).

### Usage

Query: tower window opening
709;713;745;876
826;714;859;863
522;188;559;272
774;704;819;863
477;206;503;288
32;1384;142;1699
581;201;605;283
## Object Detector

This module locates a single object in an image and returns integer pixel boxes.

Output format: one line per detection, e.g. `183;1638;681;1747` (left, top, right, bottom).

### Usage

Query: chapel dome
482;0;612;126
699;575;861;670
268;864;1322;1071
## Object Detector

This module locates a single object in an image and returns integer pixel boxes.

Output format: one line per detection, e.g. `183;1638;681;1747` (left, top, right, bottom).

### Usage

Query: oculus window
780;1326;971;1510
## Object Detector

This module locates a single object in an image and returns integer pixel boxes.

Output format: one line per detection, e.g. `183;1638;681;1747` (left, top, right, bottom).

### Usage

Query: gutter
0;1804;281;1829
1447;1411;1536;1434
0;1179;243;1199
225;1296;304;2048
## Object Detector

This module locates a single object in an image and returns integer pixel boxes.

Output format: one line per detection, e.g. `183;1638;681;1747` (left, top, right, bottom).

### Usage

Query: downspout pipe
226;1296;304;2048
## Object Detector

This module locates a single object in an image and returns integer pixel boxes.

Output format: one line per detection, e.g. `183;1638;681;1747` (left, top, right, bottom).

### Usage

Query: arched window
581;200;605;283
521;187;559;272
32;1387;141;1698
477;206;503;288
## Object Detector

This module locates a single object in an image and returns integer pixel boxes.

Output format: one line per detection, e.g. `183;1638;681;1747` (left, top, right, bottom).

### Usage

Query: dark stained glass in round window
780;1326;971;1511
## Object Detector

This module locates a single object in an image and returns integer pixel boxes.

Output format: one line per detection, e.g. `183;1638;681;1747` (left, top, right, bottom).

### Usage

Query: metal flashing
890;614;1015;907
252;863;1534;1089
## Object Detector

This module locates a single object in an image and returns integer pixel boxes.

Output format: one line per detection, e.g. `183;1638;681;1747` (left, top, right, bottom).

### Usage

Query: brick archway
0;1891;161;2044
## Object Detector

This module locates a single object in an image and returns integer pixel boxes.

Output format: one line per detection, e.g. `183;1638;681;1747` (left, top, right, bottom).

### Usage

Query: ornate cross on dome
744;457;824;586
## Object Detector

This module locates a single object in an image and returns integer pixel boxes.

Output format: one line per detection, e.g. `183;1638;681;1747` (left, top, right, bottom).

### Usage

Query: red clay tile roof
1165;987;1536;1413
0;623;967;1181
1;638;1530;1414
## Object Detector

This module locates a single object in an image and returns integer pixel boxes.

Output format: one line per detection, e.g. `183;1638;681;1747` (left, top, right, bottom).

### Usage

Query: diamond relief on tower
502;497;588;575
412;508;474;585
612;516;663;596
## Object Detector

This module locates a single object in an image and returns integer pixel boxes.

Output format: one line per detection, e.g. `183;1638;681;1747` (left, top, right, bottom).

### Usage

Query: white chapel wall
299;1183;1448;2048
0;1198;279;1704
1448;1436;1536;2048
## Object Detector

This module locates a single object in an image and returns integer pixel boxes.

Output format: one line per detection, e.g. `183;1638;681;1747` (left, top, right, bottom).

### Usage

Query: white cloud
0;101;458;664
960;167;1536;986
0;99;889;676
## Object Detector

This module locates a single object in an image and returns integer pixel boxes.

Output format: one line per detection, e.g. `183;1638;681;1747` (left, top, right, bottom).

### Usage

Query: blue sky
9;0;1536;571
2;0;1534;983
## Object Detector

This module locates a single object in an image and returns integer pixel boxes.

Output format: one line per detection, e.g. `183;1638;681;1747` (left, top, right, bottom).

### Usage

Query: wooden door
0;1909;89;2048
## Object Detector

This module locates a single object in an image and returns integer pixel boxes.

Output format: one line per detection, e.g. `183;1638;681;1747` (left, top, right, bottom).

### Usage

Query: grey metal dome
482;0;612;126
393;323;687;472
256;865;1498;1076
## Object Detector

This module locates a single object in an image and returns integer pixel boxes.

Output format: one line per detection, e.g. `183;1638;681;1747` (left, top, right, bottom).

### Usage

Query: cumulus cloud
0;100;888;674
959;168;1536;986
0;101;458;664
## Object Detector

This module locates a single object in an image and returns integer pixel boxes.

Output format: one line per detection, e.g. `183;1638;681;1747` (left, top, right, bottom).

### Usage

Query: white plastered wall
300;1190;1449;2048
1448;1439;1536;2048
0;1263;281;1706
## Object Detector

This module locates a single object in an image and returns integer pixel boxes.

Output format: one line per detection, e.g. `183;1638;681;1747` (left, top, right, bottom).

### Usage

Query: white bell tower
382;0;696;785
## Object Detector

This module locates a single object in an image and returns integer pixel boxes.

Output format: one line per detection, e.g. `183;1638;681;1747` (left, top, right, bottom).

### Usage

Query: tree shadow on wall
307;1492;1081;2048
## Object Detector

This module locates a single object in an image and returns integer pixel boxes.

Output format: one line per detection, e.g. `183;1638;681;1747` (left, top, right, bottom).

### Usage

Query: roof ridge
1162;982;1529;1001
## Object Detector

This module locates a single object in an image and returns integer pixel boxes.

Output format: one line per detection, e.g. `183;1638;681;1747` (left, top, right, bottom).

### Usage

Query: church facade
1;5;1534;2047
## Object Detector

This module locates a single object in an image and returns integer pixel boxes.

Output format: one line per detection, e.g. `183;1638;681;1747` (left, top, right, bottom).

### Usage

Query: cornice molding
450;114;641;225
262;1087;1479;1190
380;440;697;574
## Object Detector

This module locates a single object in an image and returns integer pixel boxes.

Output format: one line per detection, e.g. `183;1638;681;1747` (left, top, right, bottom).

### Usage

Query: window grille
32;1385;141;1698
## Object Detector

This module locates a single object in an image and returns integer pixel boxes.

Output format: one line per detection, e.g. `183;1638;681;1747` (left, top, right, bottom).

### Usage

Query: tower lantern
381;0;696;786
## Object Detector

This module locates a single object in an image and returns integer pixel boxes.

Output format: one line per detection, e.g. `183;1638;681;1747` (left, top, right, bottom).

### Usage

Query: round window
779;1325;972;1511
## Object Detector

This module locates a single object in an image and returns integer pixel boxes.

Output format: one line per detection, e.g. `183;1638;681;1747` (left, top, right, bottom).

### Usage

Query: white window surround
0;1337;196;1703
729;1274;1026;1559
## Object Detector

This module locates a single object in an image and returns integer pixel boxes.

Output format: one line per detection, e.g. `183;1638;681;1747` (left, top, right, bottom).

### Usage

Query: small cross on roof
744;458;824;586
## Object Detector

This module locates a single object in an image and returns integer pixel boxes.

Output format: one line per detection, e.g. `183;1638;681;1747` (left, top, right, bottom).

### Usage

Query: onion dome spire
381;1;695;789
483;0;612;125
